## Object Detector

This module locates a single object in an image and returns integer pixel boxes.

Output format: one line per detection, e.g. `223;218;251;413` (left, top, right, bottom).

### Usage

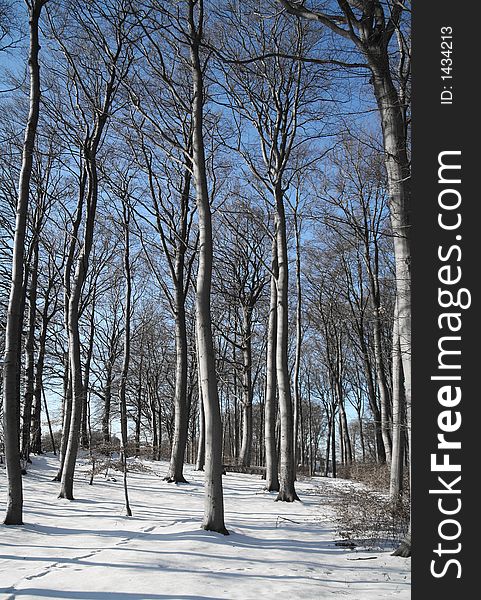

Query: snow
0;455;410;599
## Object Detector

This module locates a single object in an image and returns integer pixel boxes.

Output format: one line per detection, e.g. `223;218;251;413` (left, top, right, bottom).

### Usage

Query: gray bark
119;203;132;516
264;237;280;491
278;0;411;555
21;237;39;462
292;208;302;472
53;355;71;481
195;387;205;471
101;365;113;443
3;0;46;525
163;169;192;483
59;24;123;498
274;189;298;502
30;280;52;454
60;143;103;499
189;0;227;535
365;242;392;464
165;301;189;482
390;299;404;501
81;303;96;450
238;307;253;467
360;341;385;462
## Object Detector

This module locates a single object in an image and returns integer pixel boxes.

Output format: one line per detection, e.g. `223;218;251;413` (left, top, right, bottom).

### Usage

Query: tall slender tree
3;0;48;526
189;0;228;534
278;0;411;553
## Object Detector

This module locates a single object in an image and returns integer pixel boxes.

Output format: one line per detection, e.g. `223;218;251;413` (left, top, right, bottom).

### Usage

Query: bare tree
214;201;268;468
189;0;228;534
119;185;133;516
277;0;411;553
3;0;47;526
217;5;325;500
45;0;134;500
264;234;279;490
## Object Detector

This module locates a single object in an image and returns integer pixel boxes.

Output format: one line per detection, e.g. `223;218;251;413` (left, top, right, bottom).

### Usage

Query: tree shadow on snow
9;590;222;600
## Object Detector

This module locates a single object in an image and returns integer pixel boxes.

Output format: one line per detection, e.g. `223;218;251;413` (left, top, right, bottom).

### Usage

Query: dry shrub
335;487;409;549
337;462;410;494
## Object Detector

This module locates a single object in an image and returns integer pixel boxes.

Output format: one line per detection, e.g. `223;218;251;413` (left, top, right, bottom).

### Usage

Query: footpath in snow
0;454;410;599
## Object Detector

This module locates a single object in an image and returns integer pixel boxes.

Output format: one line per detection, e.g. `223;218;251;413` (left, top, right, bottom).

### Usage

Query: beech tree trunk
165;292;189;482
390;300;404;501
189;0;227;535
195;388;205;471
3;0;45;525
360;342;385;463
59;22;122;497
292;208;302;472
278;0;411;556
30;284;51;454
54;357;71;481
21;238;39;462
274;188;298;502
337;391;352;465
264;237;279;491
366;249;392;464
371;60;411;557
101;365;113;444
239;307;253;467
119;203;132;516
60;148;101;499
59;258;87;499
81;303;96;450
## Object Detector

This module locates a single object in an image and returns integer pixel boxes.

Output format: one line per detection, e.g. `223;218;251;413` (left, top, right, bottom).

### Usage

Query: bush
334;486;410;550
337;462;410;494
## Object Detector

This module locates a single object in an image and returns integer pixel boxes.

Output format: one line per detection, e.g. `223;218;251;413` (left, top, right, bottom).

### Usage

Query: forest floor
0;454;410;599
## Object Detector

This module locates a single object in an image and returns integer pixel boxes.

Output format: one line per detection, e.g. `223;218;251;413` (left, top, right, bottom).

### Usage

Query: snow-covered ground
0;454;410;599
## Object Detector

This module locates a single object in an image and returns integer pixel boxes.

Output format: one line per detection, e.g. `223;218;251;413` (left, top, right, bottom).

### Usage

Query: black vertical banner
413;2;477;598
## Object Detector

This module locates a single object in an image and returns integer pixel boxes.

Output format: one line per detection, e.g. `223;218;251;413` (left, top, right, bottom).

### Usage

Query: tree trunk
42;385;56;455
239;307;253;467
264;236;280;491
189;0;227;534
357;411;366;462
274;189;298;502
165;300;189;482
59;150;100;500
59;280;84;499
360;341;385;463
390;300;404;501
30;285;50;455
195;388;205;471
337;387;352;465
81;303;96;450
3;0;44;525
371;296;392;464
135;410;141;455
54;355;71;481
324;414;331;477
21;238;39;463
161;162;192;481
371;59;411;556
293;208;302;473
331;407;337;479
119;204;132;516
101;365;113;444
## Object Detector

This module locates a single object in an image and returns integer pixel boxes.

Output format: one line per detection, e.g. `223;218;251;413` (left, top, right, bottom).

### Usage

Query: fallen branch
276;515;302;528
